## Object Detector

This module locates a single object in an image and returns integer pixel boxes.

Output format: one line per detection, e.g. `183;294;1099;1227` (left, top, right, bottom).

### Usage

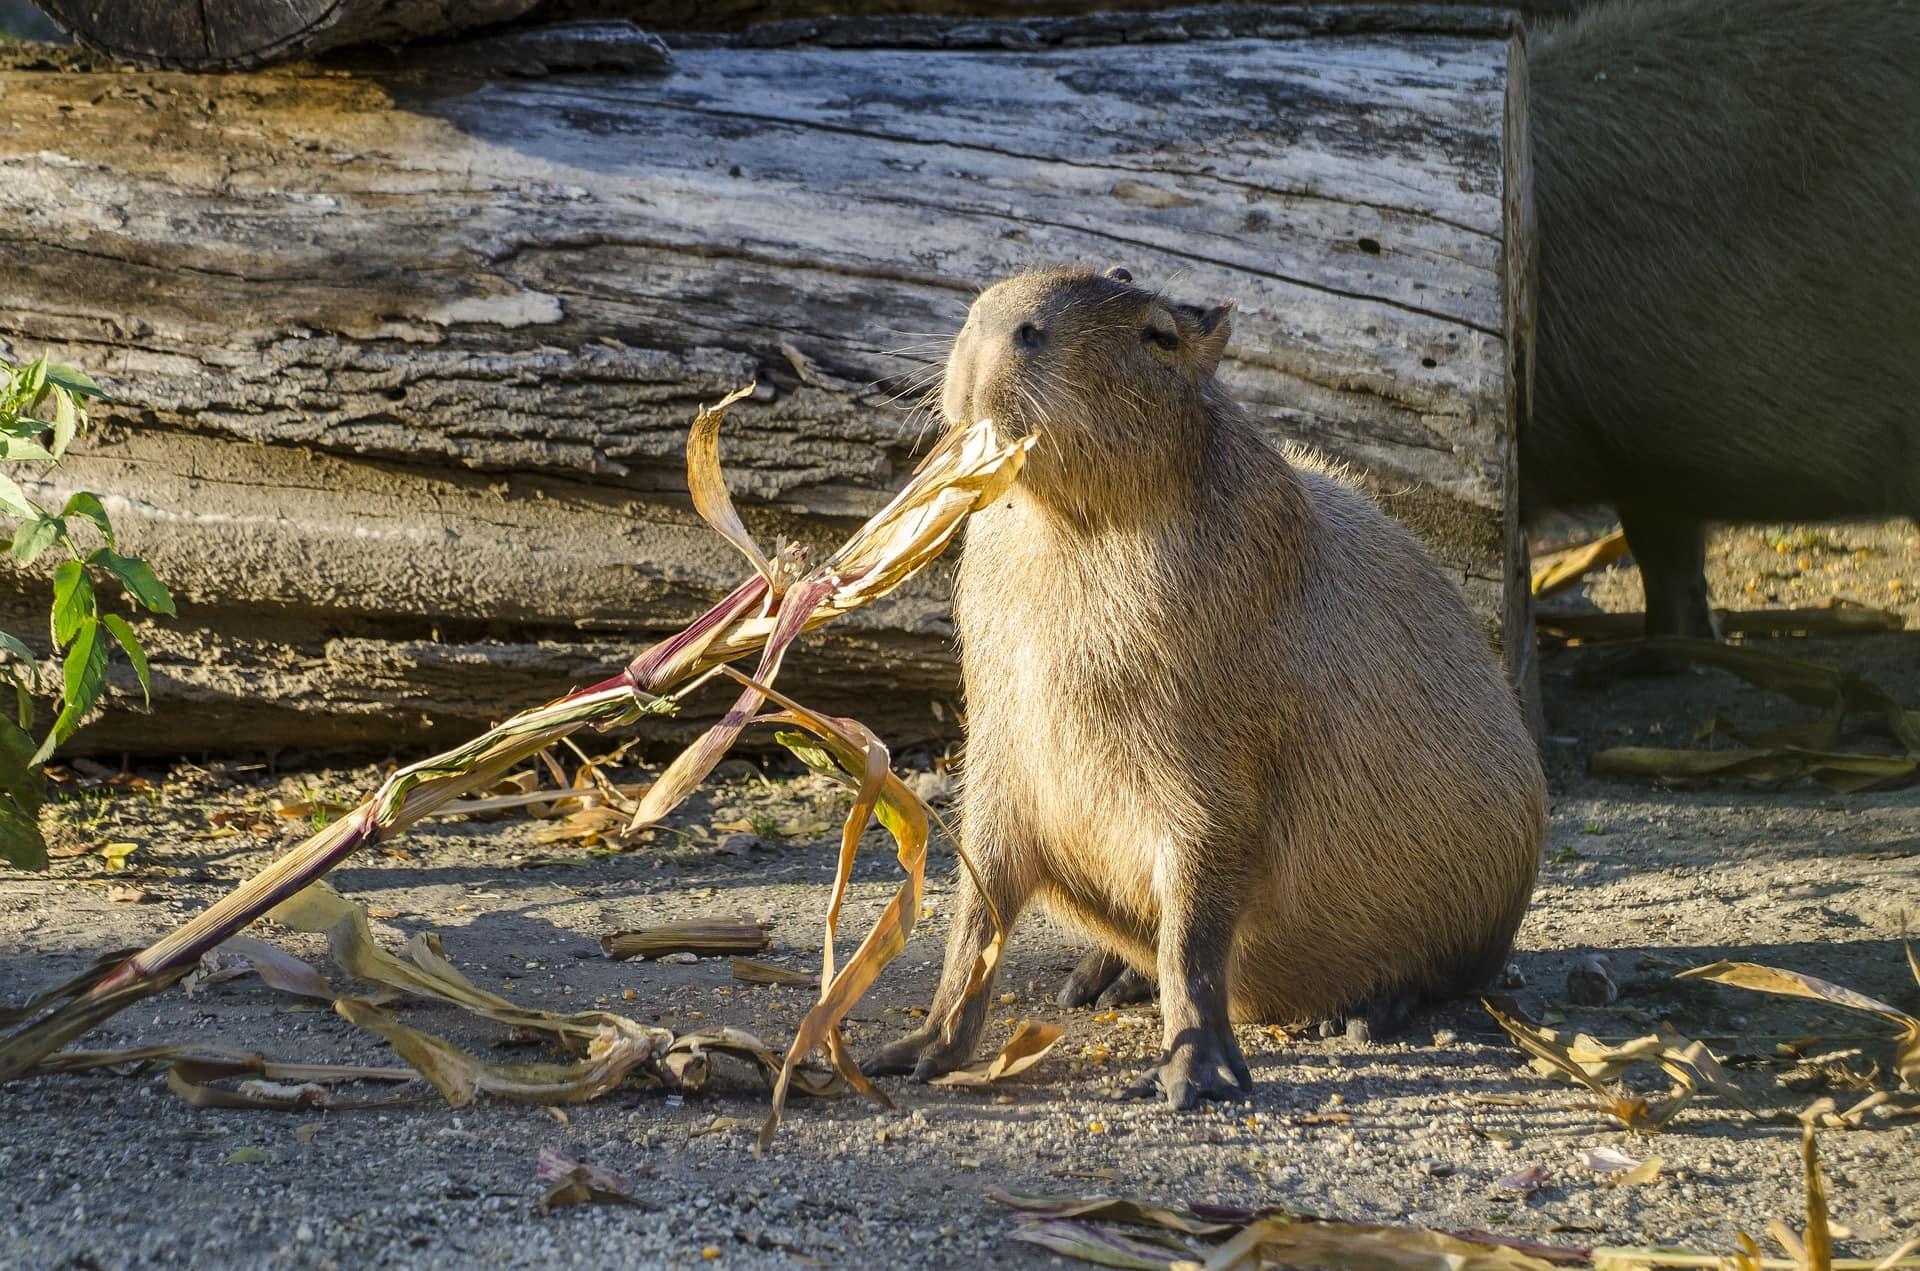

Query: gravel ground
1;518;1916;1270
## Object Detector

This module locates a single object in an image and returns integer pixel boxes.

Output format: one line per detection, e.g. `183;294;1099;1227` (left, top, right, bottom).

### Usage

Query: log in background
0;6;1531;755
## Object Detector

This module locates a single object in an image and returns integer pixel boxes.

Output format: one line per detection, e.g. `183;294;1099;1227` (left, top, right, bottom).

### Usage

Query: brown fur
1526;0;1920;636
867;268;1547;1106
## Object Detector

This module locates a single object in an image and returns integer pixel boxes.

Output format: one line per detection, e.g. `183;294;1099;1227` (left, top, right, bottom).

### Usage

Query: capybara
1526;0;1920;637
865;268;1547;1108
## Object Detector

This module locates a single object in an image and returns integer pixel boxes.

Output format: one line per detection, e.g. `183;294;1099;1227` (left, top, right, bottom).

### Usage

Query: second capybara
1525;0;1920;636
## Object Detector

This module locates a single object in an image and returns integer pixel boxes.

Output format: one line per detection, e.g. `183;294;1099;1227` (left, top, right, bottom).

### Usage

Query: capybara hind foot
1124;1027;1251;1110
1097;968;1154;1009
1314;984;1424;1044
862;1027;974;1082
1057;949;1154;1009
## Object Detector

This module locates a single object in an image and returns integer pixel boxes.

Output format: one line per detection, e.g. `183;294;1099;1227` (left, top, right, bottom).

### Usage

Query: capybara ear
1105;266;1135;284
1191;301;1234;377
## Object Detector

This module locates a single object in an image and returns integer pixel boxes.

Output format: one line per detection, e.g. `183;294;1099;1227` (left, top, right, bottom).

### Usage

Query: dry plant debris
1589;640;1920;792
1537;600;1905;645
1679;953;1919;1096
990;1128;1919;1270
1482;998;1747;1134
1534;530;1631;598
0;388;1037;1153
600;919;772;961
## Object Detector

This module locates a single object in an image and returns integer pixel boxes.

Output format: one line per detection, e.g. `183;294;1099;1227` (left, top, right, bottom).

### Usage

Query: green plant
0;354;174;870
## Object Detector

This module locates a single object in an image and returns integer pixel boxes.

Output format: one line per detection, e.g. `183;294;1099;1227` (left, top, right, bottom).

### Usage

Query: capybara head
942;267;1234;510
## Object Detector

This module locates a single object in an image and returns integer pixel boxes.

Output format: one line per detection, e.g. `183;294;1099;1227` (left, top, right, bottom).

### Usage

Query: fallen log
0;7;1533;755
33;1;1582;70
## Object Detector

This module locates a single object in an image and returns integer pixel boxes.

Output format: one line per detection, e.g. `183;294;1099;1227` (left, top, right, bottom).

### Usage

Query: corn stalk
0;386;1032;1123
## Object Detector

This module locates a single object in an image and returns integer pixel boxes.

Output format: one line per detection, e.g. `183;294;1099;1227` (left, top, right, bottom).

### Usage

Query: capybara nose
1013;320;1045;352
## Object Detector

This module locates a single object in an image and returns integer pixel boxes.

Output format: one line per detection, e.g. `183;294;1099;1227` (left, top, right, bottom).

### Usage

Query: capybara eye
1014;322;1045;351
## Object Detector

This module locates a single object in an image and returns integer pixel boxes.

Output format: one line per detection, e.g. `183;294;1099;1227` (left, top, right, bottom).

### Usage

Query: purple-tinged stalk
0;392;1032;1113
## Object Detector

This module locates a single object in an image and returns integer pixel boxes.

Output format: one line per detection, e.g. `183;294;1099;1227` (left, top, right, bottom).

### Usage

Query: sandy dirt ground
2;518;1916;1270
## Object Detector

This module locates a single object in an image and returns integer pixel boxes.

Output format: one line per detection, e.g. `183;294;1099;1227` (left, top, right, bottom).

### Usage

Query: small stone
1566;953;1619;1006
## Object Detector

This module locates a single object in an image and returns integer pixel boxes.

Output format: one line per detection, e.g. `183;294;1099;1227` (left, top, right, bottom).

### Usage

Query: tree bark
0;8;1532;756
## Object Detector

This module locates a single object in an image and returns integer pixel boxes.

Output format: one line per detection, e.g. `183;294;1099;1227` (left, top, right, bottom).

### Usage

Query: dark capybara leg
1618;506;1718;642
1058;948;1128;1008
1124;842;1251;1109
1314;983;1425;1044
1097;967;1154;1009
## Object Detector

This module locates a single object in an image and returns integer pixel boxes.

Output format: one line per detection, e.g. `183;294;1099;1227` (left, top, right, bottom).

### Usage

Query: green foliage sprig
0;354;175;869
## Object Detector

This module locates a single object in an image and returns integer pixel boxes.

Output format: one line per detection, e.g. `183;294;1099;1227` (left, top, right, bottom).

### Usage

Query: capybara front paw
1123;1032;1252;1110
861;1027;975;1082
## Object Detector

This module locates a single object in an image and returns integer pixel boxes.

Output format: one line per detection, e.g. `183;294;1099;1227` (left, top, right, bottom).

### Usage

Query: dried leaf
1496;1165;1548;1194
1590;746;1915;793
1643;638;1920;754
600;921;771;961
985;1190;1239;1238
335;999;657;1107
745;682;934;1153
1619;1156;1665;1186
1679;960;1919;1090
99;841;138;870
931;1020;1064;1087
685;384;776;587
1202;1216;1563;1270
1537;599;1905;644
1482;1000;1684;1132
535;1145;657;1211
1580;1147;1644;1173
1010;1218;1187;1270
731;958;817;988
1531;530;1628;598
216;935;334;1000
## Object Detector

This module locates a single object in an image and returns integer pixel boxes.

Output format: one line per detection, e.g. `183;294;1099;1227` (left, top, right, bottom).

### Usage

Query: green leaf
0;805;47;872
60;493;112;546
51;561;96;644
19;356;46;399
49;388;79;459
0;435;55;464
93;550;175;616
0;630;37;692
11;515;62;567
31;617;110;764
0;711;45;817
101;614;149;706
0;472;35;520
44;363;110;402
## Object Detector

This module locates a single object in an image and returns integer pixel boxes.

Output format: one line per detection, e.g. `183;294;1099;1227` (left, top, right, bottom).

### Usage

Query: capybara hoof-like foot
1314;984;1424;1044
1124;1032;1252;1110
862;1027;974;1082
1096;968;1154;1009
1057;949;1154;1009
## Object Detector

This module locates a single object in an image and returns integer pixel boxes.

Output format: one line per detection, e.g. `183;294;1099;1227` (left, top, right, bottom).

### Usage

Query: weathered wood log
0;7;1533;756
30;0;1585;70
